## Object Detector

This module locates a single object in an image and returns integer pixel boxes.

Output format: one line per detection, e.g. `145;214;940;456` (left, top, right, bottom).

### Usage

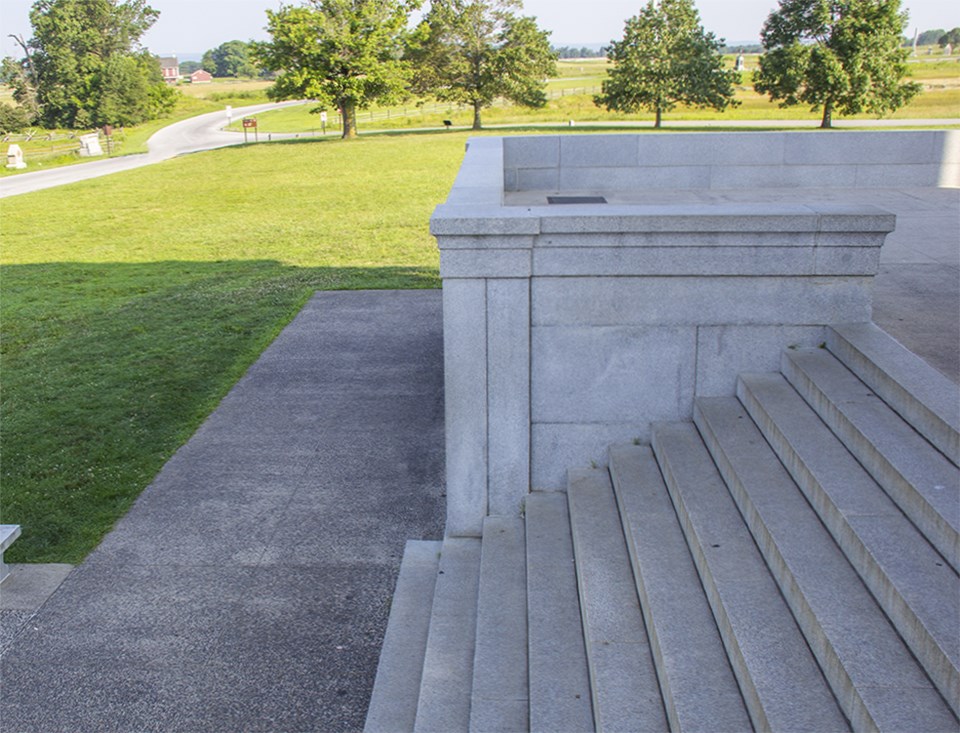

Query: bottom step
365;540;442;733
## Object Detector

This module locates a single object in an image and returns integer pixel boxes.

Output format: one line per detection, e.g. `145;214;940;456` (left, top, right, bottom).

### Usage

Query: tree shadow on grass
0;260;439;563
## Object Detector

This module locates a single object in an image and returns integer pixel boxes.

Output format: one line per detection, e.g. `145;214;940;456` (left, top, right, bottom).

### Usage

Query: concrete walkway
0;290;445;732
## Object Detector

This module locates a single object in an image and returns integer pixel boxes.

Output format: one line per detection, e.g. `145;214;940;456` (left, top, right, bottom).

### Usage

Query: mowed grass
0;133;466;563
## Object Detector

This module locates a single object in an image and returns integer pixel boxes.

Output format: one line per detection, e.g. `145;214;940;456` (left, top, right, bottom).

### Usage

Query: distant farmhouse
159;57;180;84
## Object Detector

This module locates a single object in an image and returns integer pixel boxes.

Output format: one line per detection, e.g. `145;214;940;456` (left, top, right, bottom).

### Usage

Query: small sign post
242;117;258;143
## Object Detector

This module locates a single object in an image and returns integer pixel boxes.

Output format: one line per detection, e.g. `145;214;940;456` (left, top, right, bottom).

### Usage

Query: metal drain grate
546;195;608;204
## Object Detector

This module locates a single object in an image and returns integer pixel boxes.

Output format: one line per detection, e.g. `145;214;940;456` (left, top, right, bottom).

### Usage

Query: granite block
443;280;488;537
695;325;826;397
487;279;531;516
531;325;695;423
560;134;639;168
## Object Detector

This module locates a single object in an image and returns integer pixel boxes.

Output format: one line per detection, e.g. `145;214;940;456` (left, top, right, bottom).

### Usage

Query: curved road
0;100;305;199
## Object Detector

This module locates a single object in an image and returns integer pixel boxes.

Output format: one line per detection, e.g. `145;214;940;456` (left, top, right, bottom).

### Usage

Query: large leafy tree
26;0;176;128
254;0;416;139
754;0;921;128
202;40;259;78
408;0;556;130
594;0;738;128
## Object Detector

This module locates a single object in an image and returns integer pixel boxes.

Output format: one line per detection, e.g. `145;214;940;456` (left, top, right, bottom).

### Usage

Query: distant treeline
908;28;960;47
553;46;606;59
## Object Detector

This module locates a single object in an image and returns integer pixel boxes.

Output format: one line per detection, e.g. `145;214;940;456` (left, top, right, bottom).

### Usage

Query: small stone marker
78;132;104;157
6;144;26;169
0;525;21;584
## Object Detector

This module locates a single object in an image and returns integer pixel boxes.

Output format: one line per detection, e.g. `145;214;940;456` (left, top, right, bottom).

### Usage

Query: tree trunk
655;107;662;128
340;101;358;139
820;102;833;129
472;101;482;130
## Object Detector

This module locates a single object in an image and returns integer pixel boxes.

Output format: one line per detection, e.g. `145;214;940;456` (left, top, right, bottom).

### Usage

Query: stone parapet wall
503;130;960;192
432;133;915;537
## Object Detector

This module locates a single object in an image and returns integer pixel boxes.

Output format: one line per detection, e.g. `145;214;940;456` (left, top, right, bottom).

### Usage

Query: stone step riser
652;422;849;732
524;492;594;733
364;541;443;733
470;517;529;732
567;468;668;732
608;444;752;733
781;348;960;573
413;537;481;733
827;324;959;467
695;397;958;731
737;372;960;717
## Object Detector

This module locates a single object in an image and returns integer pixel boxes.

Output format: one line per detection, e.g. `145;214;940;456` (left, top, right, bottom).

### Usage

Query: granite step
695;397;958;730
524;492;594;733
827;323;959;466
651;421;850;732
737;371;960;717
470;517;528;733
567;468;668;732
782;347;960;572
413;537;482;733
607;444;752;733
364;540;443;733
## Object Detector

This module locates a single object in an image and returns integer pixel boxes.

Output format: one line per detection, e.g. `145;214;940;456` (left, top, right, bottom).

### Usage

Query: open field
0;133;464;563
228;56;960;134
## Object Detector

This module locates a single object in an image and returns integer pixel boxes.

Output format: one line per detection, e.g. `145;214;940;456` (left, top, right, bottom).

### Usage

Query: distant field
229;56;960;134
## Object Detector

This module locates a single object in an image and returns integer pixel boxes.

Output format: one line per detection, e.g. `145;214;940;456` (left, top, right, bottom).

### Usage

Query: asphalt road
0;100;305;199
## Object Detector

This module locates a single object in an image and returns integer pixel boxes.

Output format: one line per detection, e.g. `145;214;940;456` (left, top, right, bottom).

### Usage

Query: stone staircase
365;323;960;733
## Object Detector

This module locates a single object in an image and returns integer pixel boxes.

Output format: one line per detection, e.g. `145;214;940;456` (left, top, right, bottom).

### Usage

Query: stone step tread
414;537;482;733
364;540;443;733
607;444;752;733
525;491;595;733
695;397;958;731
737;371;960;716
782;347;960;572
651;421;849;733
470;516;528;733
567;468;668;733
828;323;959;466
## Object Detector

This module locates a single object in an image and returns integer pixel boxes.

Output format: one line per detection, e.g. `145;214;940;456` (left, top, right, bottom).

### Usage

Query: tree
408;0;556;130
594;0;739;128
938;28;960;47
202;40;258;78
21;0;176;129
916;28;945;46
253;0;415;139
1;53;39;124
754;0;921;128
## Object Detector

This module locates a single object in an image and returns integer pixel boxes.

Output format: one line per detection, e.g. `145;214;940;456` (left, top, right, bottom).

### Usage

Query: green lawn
0;133;465;563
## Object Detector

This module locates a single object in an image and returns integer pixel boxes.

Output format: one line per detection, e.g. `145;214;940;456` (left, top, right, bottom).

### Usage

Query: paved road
0;101;305;199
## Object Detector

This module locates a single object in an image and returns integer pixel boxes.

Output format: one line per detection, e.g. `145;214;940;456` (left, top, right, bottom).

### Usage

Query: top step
828;323;959;466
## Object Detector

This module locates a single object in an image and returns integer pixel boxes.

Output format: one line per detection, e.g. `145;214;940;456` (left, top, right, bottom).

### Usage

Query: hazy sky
1;0;957;58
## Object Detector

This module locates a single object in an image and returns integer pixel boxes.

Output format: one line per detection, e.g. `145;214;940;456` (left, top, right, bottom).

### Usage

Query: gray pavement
0;290;445;732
